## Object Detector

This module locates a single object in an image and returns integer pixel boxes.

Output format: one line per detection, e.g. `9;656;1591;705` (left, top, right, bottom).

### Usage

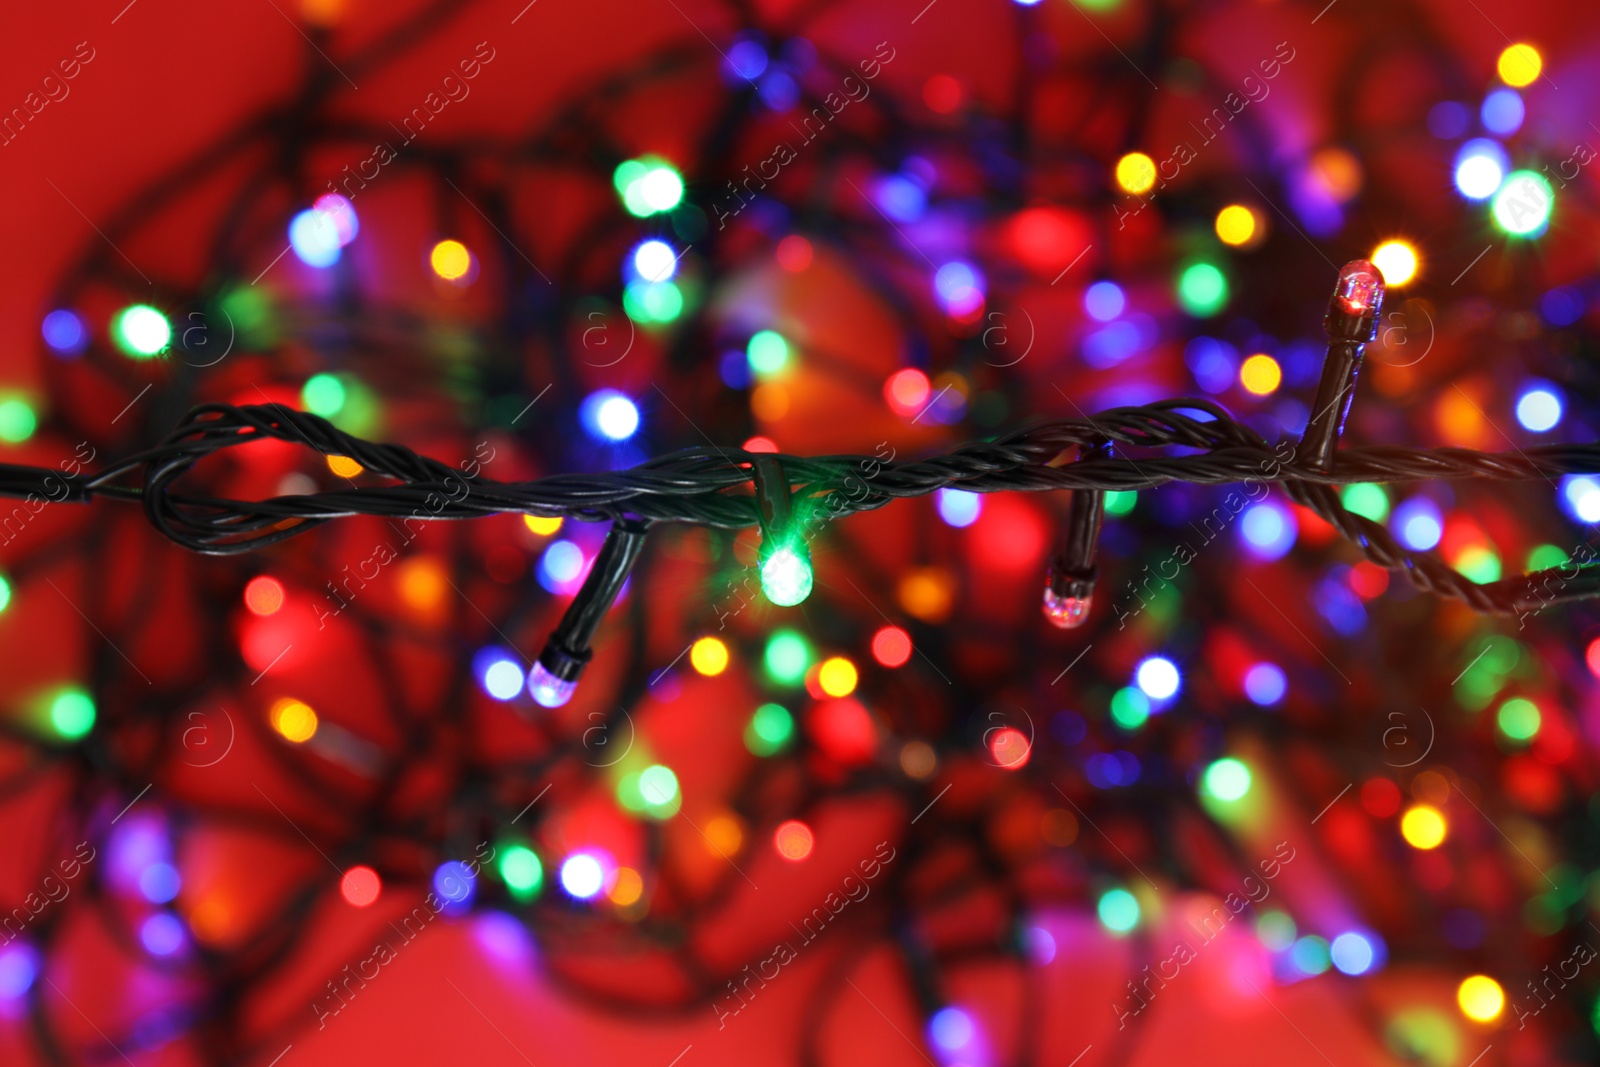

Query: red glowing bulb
872;626;912;668
1332;259;1384;316
774;820;814;861
989;727;1031;769
341;866;381;907
244;576;285;616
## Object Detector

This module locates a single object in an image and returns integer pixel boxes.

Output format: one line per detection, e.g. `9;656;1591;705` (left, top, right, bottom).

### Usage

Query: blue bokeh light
42;309;88;355
935;488;982;528
1481;89;1524;135
1391;497;1443;550
1244;662;1287;706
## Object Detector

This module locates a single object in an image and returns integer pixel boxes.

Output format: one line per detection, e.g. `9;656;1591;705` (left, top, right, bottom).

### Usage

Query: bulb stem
1303;260;1385;474
538;518;649;682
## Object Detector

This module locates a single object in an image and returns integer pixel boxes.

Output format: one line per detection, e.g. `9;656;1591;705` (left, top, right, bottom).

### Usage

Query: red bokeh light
1586;637;1600;678
883;369;931;416
776;235;813;272
871;626;912;668
742;436;778;453
341;866;382;907
989;727;1030;769
774;820;814;861
1348;561;1389;599
1359;777;1401;818
923;74;963;113
243;576;284;616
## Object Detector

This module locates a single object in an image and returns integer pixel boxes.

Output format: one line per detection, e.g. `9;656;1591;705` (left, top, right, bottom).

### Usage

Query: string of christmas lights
4;0;1598;1064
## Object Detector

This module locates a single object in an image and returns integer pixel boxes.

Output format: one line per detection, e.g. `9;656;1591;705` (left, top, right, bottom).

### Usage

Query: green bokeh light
1341;483;1389;522
746;330;791;377
1497;697;1540;741
1201;757;1252;801
1257;911;1297;951
764;630;811;685
50;689;95;740
745;703;795;756
1527;544;1567;572
1177;262;1228;317
1453;546;1502;585
0;399;37;444
1291;935;1330;975
639;764;680;809
302;374;347;417
1491;170;1554;237
498;844;544;901
1097;888;1140;934
1109;687;1150;730
0;573;11;613
623;280;684;324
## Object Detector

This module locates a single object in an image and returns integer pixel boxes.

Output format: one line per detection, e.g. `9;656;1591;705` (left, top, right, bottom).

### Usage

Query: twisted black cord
3;397;1595;616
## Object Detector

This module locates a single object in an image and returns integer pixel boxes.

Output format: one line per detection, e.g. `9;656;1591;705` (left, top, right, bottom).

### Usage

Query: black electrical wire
3;391;1596;616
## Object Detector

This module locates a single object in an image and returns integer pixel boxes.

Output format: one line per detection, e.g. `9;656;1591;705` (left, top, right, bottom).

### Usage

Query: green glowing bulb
50;689;95;740
761;545;813;607
1292;935;1330;975
112;304;172;358
498;845;544;900
1097;888;1140;934
1341;483;1389;522
1109;687;1150;730
1177;262;1228;317
639;764;680;808
1497;697;1540;742
745;703;794;756
1201;757;1252;801
302;374;347;417
1257;910;1297;951
616;158;684;217
1104;490;1137;516
764;630;811;685
623;280;684;324
1526;544;1567;572
613;159;649;197
0;573;11;613
0;399;36;444
1492;170;1554;237
746;330;791;377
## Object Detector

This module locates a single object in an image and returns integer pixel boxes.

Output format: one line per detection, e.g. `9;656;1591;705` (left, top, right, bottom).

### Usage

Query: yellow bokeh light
1457;975;1505;1022
1309;147;1362;202
705;814;744;857
523;515;563;536
1497;44;1542;88
1240;354;1282;396
1215;205;1257;246
397;555;448;612
751;383;790;421
608;867;644;906
430;239;473;281
690;636;730;676
1400;804;1447;849
1114;152;1158;195
270;698;319;743
326;455;363;478
899;567;953;622
1371;240;1419;287
818;657;859;698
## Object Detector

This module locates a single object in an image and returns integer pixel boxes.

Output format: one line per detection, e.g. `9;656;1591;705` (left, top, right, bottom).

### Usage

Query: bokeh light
341;866;381;907
1097;888;1140;933
1400;805;1447;849
1371;241;1418;286
1214;204;1257;246
1135;656;1180;701
1496;44;1541;88
774;820;814;860
1457;975;1505;1022
691;636;730;676
1114;152;1156;194
430;239;473;281
111;304;171;358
